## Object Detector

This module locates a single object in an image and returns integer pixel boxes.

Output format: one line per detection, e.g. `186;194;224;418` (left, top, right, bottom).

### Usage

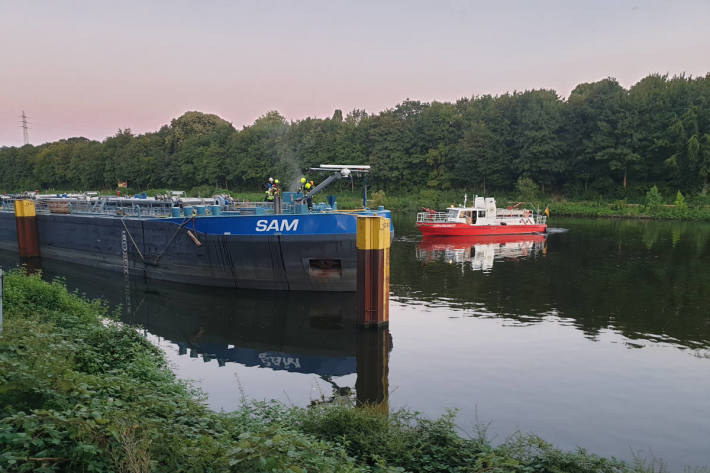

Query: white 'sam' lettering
255;219;300;232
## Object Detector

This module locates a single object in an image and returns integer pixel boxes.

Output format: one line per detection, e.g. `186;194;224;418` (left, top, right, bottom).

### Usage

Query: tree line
1;73;709;200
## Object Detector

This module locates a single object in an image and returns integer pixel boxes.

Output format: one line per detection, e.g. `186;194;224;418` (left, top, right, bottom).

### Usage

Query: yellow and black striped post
356;215;390;328
14;200;41;258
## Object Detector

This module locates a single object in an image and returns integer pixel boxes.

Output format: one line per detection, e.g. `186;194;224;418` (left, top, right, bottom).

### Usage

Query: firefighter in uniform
298;177;307;193
304;181;313;210
263;177;274;192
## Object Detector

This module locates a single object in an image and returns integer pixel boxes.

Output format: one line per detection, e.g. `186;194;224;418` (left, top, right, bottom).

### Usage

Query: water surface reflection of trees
392;218;710;350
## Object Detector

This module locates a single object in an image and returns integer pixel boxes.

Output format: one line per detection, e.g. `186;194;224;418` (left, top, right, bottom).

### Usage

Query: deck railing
497;209;547;226
0;197;178;218
2;196;359;218
496;208;526;217
0;197;303;218
416;212;450;223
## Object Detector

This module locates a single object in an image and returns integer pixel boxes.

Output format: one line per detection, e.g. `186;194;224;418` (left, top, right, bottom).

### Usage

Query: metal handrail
496;209;526;217
416;212;450;223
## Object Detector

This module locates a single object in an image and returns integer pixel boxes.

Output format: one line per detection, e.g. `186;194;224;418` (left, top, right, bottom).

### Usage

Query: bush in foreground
0;271;703;472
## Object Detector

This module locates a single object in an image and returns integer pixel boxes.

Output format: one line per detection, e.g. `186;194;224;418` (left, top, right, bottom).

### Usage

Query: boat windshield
447;209;459;219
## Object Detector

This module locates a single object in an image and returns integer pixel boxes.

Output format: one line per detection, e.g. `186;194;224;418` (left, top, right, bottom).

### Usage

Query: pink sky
1;0;708;146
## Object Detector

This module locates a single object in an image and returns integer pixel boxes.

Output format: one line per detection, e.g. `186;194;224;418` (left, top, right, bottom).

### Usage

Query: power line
20;111;30;145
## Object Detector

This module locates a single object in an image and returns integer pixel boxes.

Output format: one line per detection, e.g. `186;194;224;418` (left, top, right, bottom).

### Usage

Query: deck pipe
355;215;390;328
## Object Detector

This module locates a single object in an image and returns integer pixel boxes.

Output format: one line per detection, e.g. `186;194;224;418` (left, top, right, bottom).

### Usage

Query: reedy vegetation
1;74;710;204
1;271;703;473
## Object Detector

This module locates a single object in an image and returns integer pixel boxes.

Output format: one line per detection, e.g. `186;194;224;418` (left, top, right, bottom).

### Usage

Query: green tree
674;190;687;209
567;78;640;195
226;112;289;189
516;176;539;201
646;185;663;211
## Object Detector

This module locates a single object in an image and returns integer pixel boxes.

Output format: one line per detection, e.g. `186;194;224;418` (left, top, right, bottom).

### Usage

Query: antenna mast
20;111;30;145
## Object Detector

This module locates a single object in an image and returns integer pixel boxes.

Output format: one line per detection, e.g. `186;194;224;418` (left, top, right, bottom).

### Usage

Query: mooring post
14;200;40;258
356;215;390;327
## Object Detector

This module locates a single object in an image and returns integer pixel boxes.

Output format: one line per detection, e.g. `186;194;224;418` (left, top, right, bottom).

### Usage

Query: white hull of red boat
417;222;546;236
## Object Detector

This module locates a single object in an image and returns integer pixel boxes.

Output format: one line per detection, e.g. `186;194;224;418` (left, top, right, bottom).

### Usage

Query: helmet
274;179;279;184
300;177;306;183
265;190;270;194
269;177;274;183
305;183;311;189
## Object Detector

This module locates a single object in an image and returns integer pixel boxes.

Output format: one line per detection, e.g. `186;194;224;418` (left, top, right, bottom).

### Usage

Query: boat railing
496;208;526;217
497;208;547;225
227;201;274;211
416;212;450;223
2;195;339;217
0;197;176;218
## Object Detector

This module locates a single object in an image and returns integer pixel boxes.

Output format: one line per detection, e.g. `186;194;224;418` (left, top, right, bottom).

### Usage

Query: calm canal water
1;215;709;470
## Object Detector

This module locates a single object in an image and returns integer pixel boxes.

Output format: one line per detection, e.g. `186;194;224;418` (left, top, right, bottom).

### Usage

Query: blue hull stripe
153;211;393;236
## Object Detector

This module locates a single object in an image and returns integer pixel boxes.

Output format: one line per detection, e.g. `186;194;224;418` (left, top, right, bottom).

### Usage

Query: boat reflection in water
147;289;392;408
416;234;547;271
0;250;391;407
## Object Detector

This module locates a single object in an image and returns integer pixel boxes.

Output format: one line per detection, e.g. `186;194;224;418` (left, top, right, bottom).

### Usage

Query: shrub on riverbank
0;272;366;472
0;272;702;472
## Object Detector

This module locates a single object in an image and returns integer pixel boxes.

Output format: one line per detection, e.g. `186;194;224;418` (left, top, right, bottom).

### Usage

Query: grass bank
1;272;702;472
546;200;710;221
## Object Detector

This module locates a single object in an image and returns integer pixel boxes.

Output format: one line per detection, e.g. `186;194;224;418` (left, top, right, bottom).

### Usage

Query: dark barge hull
0;211;371;291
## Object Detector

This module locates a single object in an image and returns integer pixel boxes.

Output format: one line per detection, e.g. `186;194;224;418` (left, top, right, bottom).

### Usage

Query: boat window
447;209;458;218
478;211;486;218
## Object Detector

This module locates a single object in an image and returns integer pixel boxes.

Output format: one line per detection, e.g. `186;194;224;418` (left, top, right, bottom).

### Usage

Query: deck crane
297;165;371;208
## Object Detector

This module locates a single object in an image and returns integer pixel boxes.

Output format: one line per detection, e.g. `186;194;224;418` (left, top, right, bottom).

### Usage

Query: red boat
416;196;547;236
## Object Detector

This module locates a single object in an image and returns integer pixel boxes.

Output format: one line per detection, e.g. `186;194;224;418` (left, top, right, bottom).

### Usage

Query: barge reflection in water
0;250;391;408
